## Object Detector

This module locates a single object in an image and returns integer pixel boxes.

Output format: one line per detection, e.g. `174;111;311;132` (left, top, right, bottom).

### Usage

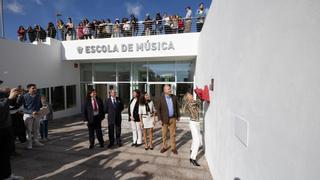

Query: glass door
95;83;117;103
80;83;94;112
148;83;176;101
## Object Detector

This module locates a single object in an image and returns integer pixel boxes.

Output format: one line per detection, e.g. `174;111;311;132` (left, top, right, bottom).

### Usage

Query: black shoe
89;145;94;149
11;152;21;156
136;143;142;147
160;148;168;153
118;143;122;147
107;144;113;148
100;144;104;148
190;159;200;166
131;143;136;147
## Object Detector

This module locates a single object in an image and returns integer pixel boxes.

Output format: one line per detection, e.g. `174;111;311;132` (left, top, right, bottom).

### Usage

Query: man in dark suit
83;89;105;149
105;89;124;148
156;84;180;154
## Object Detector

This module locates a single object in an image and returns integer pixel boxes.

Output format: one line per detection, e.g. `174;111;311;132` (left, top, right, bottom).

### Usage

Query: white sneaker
34;140;44;146
5;174;24;180
27;141;32;149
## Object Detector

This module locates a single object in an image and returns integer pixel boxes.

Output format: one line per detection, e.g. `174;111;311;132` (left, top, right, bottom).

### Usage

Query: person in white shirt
163;13;171;34
184;6;192;33
196;3;206;32
139;92;156;150
128;89;142;147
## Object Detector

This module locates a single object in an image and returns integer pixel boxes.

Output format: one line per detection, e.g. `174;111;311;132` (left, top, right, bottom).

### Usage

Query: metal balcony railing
60;17;205;41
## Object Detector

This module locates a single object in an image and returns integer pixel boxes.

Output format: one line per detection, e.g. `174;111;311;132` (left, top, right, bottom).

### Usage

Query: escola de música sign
77;40;175;54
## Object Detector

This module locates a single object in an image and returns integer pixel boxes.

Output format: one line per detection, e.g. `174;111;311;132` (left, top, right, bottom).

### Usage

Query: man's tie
93;98;98;111
112;98;116;107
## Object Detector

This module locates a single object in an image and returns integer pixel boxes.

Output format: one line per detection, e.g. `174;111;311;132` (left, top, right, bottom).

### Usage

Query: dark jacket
156;94;180;124
128;98;140;122
0;92;17;129
105;97;124;125
83;97;105;124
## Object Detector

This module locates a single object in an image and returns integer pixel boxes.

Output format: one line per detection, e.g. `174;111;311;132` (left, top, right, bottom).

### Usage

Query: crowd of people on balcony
17;3;207;43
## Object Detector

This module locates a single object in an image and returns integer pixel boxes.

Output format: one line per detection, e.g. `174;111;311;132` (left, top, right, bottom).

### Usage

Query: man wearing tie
83;89;105;149
105;89;124;148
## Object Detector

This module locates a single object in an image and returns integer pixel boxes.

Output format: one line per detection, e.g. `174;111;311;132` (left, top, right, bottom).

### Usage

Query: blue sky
2;0;212;41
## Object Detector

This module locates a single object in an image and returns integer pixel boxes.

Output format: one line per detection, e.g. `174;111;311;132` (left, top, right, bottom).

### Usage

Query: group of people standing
0;82;53;180
83;84;203;167
17;2;207;42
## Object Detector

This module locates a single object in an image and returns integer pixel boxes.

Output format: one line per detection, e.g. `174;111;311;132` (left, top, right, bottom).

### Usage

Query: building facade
0;33;199;118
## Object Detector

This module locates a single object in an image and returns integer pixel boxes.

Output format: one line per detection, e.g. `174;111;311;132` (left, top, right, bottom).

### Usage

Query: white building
1;1;320;179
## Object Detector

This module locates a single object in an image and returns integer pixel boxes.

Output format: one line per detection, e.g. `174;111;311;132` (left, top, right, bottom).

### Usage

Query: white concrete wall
196;0;320;179
0;38;81;118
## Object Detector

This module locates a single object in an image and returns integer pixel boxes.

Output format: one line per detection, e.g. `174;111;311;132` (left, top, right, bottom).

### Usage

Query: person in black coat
0;84;24;180
83;89;105;149
27;26;36;43
128;89;142;146
105;89;124;148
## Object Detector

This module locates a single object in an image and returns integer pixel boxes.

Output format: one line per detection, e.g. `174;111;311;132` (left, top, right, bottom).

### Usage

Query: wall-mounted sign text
77;40;175;54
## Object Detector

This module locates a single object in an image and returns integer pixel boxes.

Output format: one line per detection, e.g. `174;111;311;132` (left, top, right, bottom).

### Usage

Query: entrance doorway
148;83;176;100
95;83;116;103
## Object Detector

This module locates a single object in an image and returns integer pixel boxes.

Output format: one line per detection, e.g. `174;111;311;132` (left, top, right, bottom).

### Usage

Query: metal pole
0;0;4;38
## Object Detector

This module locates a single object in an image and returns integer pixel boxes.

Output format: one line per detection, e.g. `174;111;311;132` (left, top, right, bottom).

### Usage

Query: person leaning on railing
155;12;163;35
163;13;171;34
171;15;179;34
184;6;192;33
66;17;75;40
77;22;85;40
27;26;36;43
130;14;139;36
143;14;153;36
196;2;206;32
113;18;121;38
178;16;185;33
17;26;26;42
105;19;113;38
46;22;56;39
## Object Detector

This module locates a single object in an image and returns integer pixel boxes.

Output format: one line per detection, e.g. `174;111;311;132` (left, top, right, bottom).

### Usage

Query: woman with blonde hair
182;91;202;166
139;92;156;150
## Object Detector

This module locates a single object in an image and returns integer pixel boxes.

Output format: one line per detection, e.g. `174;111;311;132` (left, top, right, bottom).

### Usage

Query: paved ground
11;115;213;180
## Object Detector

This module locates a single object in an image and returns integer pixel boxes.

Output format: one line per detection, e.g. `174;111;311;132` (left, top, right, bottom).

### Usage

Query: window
51;86;65;111
94;63;116;81
66;85;76;109
132;62;148;81
80;63;92;82
118;83;131;113
117;63;131;81
148;62;175;82
176;61;195;82
38;88;49;102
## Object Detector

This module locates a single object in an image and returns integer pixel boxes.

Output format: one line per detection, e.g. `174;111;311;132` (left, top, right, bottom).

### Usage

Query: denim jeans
40;120;48;138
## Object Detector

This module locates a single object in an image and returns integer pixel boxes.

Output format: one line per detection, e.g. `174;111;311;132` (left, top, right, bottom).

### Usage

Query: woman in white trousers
183;92;203;166
129;89;142;146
